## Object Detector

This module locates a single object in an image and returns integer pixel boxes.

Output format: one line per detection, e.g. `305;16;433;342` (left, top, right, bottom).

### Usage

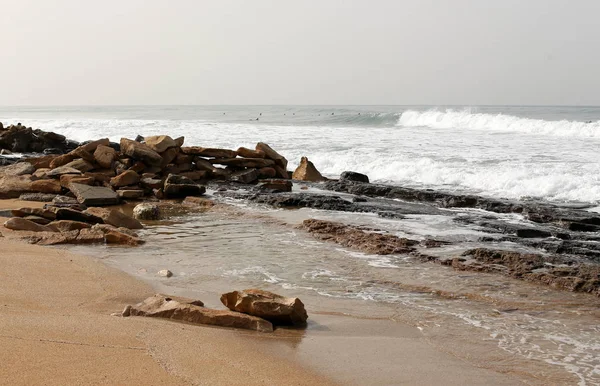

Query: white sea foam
398;109;600;138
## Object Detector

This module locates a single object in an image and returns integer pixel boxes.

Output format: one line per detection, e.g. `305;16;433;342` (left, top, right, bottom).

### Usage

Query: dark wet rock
340;171;369;183
256;179;293;193
301;219;418;255
292;157;326;182
163;174;206;198
230;168;258;184
0;125;72;153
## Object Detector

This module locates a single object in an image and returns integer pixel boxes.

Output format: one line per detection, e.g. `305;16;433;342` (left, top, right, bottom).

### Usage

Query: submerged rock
220;289;308;326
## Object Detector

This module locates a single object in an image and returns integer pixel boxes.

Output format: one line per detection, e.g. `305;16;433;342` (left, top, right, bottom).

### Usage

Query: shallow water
66;200;600;385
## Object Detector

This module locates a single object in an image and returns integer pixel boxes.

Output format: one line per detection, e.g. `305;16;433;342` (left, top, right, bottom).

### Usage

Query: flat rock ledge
124;294;274;333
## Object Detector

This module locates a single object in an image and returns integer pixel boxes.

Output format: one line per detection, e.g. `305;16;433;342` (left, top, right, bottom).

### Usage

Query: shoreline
0;201;548;385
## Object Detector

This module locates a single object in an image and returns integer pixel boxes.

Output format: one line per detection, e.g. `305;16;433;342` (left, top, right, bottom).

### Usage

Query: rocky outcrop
292;157;326;182
0;124;76;154
120;138;163;167
220;289;308;326
126;294;273;332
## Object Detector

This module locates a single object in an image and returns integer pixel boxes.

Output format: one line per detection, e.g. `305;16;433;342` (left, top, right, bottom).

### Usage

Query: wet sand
0;199;538;385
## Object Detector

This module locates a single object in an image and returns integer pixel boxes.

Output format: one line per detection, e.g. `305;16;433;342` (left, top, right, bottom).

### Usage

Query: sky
1;0;599;106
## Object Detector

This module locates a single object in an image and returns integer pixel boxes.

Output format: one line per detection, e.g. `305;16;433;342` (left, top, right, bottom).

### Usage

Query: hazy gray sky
2;0;599;105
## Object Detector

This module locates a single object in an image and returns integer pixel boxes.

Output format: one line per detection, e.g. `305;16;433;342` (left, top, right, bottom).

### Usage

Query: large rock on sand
84;207;143;230
220;289;308;326
126;294;273;333
292;157;326;182
120;138;163;167
68;183;119;206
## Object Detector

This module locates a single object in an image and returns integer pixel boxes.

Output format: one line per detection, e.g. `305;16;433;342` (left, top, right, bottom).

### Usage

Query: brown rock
209;158;275;168
128;294;273;332
211;168;231;180
257;179;293;192
85;170;115;183
0;175;33;199
179;170;207;181
237;147;265;159
220;289;308;326
92;224;139;238
145;135;176;153
32;168;51;180
128;161;146;174
120;138;163;167
46;166;83;177
22;215;53;225
30;230;79;245
49;220;92;232
18;193;57;202
256;142;288;170
75;228;106;244
81;138;110;153
182;196;216;208
173;136;185;147
54;207;104;224
4;217;57;232
11;207;56;220
117;189;144;199
63;159;94;173
60;174;95;188
70;147;95;162
181;147;237;158
230;169;258;184
132;203;161;220
160;147;179;167
84;207;143;230
257;167;277;178
49;154;75;169
140;177;163;189
110;170;140;188
163;174;206;199
93;145;117;169
174;153;192;165
68;183;119;206
104;230;145;246
292;157;326;182
26;155;56;170
31;179;62;194
194;158;217;172
273;165;290;179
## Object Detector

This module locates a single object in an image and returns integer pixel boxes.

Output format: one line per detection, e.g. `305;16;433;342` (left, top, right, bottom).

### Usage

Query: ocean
3;105;600;384
3;105;600;203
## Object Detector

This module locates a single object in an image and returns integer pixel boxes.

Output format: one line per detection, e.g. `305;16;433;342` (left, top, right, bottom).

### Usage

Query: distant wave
398;109;600;138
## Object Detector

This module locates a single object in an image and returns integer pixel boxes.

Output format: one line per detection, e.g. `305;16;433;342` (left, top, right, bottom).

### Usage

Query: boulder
163;174;206;199
174;153;193;165
230;168;258;184
133;203;161;220
68;183;119;206
80;138;110;153
4;217;57;232
256;142;288;170
144;135;177;153
53;208;104;224
181;147;237;158
220;289;308;326
93;145;117;169
63;159;94;173
32;168;51;180
0;162;35;176
49;220;92;232
120;138;163;167
46;166;83;177
209;158;275;168
92;224;139;238
127;294;273;333
25;155;56;170
173;136;185;147
180;170;207;181
110;170;140;188
11;207;56;220
340;171;369;183
84;207;143;230
49;154;76;169
157;269;173;278
128;161;146;174
30;179;62;194
292;157;326;182
237;147;266;159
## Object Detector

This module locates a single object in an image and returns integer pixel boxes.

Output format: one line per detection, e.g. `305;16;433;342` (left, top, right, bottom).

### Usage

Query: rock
30;179;62;194
52;195;80;206
160;147;179;167
105;229;145;245
302;219;418;255
180;170;208;181
75;228;106;244
70;147;95;162
292;157;326;182
256;142;288;171
173;136;185;147
19;193;57;202
134;135;145;143
0;162;35;176
257;167;277;179
182;196;216;208
194;158;218;172
340;171;370;183
110;170;140;188
68;183;119;206
22;215;53;225
49;154;76;169
4;217;57;232
120;138;163;167
25;155;56;169
174;153;193;165
32;168;51;180
128;161;146;174
181;147;237;158
257;179;293;192
54;208;104;224
0;126;70;154
157;269;173;278
63;159;94;173
140;177;163;190
211;168;231;180
144;135;177;153
163;174;206;199
49;220;92;232
209;158;275;168
516;228;553;238
11;207;56;220
220;289;308;326
128;294;273;333
22;230;80;245
237;147;265;158
46;166;83;177
85;207;143;230
0;175;33;199
59;174;94;188
121;305;132;317
117;189;144;199
133;203;161;220
80;138;110;153
230;168;258;184
93;145;117;169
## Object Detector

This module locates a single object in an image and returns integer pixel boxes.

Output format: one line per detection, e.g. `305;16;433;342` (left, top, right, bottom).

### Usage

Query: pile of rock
0;122;78;154
2;205;144;246
123;289;308;333
0;135;291;202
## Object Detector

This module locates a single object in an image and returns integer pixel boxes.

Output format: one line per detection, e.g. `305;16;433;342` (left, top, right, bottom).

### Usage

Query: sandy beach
0;199;540;385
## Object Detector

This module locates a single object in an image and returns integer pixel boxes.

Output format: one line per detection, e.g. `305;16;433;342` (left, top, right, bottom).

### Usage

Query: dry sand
0;199;529;385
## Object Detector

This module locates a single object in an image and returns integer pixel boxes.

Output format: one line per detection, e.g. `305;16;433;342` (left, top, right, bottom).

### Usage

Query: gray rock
19;193;58;202
340;171;370;183
133;203;161;220
0;162;35;176
68;183;119;206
